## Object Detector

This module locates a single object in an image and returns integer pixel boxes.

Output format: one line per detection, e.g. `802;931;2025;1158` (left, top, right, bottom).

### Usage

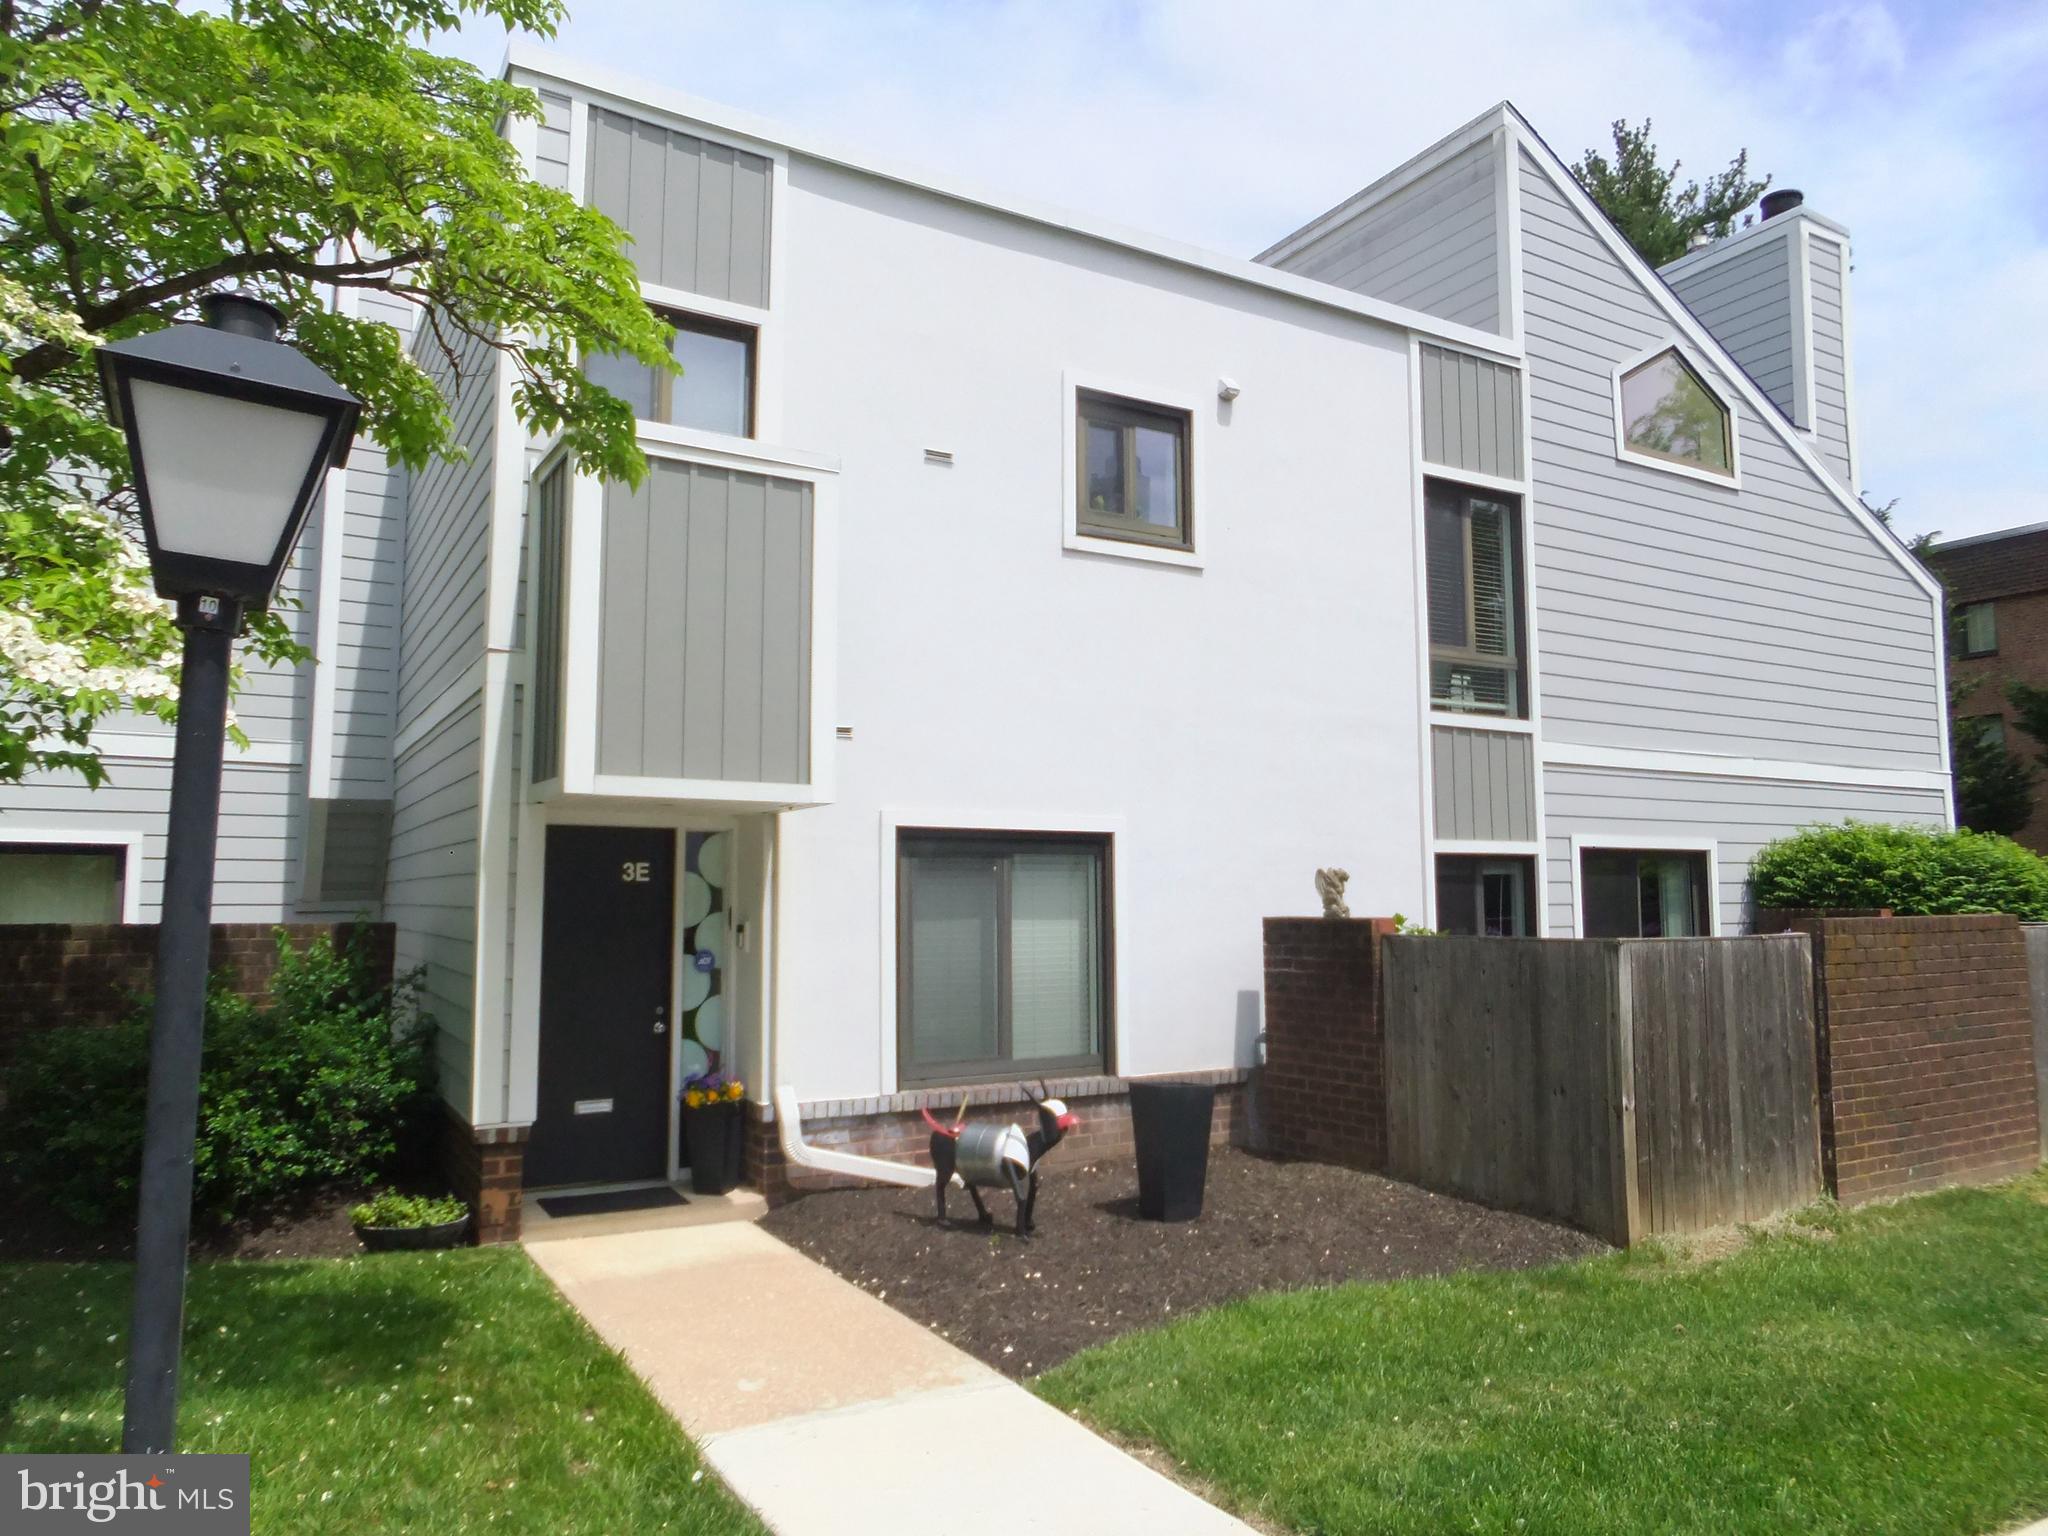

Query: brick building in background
1924;522;2048;854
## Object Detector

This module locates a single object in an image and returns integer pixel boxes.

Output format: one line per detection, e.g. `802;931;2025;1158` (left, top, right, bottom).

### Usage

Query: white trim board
0;824;147;923
1541;741;1951;794
1567;833;1723;939
49;731;302;768
505;46;1521;364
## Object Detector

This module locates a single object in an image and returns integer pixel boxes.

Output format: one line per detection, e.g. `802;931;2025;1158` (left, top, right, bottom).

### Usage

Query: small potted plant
680;1072;747;1195
350;1190;471;1252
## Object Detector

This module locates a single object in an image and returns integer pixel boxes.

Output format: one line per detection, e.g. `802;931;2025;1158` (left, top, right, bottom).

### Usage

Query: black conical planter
1128;1079;1216;1221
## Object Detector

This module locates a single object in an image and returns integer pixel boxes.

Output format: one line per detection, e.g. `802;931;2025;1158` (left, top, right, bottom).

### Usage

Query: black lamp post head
96;291;360;613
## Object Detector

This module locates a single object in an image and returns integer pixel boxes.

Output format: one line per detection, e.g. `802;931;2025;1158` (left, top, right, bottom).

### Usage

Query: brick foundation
744;1071;1246;1205
0;921;393;1077
1764;911;2041;1203
1258;916;1393;1172
443;1109;530;1244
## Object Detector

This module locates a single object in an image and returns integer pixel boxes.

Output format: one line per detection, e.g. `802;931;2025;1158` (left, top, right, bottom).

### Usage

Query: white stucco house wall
0;51;1948;1222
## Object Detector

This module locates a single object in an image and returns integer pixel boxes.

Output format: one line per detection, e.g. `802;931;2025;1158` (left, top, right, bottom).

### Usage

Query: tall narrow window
1617;348;1733;478
1426;480;1525;717
1076;391;1191;550
1580;849;1712;938
1958;601;1997;658
898;832;1110;1086
1434;855;1536;936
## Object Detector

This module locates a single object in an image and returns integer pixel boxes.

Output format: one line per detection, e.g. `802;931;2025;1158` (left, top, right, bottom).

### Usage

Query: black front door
526;826;676;1188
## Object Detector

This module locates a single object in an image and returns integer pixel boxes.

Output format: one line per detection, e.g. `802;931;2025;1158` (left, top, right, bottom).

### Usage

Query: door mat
537;1186;688;1218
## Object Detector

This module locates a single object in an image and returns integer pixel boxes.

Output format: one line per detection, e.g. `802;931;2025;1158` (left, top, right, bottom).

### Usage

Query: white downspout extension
766;812;942;1190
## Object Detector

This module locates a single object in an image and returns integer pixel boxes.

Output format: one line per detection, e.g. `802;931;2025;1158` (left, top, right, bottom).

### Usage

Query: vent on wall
303;798;393;908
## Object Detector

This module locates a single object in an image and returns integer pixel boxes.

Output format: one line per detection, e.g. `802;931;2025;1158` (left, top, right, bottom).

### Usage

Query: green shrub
1;927;436;1227
1749;821;2048;921
349;1190;467;1229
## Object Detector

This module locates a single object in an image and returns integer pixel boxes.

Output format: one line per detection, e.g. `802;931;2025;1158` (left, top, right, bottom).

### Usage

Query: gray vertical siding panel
600;476;652;774
1516;148;1941;771
1665;232;1798;421
1807;236;1854;488
529;463;566;785
1431;725;1536;841
641;468;690;774
593;463;812;784
1419;344;1523;479
1540;764;1947;936
1264;136;1502;333
587;108;773;307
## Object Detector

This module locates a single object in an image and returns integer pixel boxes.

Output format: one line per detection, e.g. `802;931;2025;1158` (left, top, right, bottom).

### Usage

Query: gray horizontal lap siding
1807;234;1854;488
597;462;812;783
587;107;772;308
1420;344;1523;479
384;693;482;1114
1432;726;1537;841
1517;149;1940;772
1271;138;1500;333
1542;763;1947;935
1666;231;1798;421
398;322;495;729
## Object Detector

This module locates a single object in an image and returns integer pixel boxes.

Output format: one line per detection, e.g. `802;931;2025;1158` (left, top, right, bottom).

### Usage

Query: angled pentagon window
1615;347;1734;481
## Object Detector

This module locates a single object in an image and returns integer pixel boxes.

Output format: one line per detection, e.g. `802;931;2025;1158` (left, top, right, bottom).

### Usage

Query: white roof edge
502;44;1521;362
1505;108;1940;608
1659;204;1852;280
1926;519;2048;555
1253;103;1514;266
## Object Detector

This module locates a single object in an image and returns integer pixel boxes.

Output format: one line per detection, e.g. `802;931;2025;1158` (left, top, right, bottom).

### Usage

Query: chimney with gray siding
1659;200;1857;492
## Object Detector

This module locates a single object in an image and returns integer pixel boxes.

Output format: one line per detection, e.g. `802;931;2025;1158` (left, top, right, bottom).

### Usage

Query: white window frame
0;828;145;923
1609;340;1741;490
1061;369;1205;570
1567;834;1721;939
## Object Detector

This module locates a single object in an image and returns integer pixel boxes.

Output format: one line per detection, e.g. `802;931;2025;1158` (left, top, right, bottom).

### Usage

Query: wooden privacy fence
1383;934;1823;1246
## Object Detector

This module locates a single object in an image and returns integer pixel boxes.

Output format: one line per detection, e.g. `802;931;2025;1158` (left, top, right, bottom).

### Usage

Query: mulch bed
0;1178;396;1263
760;1147;1608;1377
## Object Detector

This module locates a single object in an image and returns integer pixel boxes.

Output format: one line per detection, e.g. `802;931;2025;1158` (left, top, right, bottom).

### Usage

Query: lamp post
97;292;359;1454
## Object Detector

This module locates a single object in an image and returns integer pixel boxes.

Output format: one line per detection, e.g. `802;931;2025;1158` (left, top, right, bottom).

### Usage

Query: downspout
767;809;941;1191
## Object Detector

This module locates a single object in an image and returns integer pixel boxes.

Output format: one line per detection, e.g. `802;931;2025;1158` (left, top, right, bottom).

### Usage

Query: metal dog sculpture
921;1082;1079;1235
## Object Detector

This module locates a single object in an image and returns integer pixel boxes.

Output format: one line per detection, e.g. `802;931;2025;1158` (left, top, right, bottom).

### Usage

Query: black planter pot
682;1099;745;1196
1128;1079;1216;1222
354;1213;471;1252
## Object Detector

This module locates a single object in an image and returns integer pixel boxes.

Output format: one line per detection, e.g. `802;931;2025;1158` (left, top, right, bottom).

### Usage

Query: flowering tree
1;0;672;785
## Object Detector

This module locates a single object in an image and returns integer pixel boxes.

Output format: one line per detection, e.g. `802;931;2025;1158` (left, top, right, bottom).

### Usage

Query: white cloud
446;0;2048;540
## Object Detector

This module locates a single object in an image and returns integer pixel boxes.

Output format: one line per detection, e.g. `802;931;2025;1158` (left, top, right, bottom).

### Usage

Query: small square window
1966;713;2007;751
1435;855;1536;936
1076;391;1191;551
0;844;125;923
584;309;756;437
1958;601;1997;658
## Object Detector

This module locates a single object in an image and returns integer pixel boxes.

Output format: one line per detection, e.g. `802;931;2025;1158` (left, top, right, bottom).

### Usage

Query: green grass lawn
1039;1173;2048;1536
0;1249;763;1535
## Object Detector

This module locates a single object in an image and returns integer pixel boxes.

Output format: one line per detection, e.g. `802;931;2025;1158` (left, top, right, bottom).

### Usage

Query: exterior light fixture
96;291;359;1455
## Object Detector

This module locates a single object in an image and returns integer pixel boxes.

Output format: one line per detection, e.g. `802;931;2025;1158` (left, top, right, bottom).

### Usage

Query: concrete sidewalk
525;1219;1255;1534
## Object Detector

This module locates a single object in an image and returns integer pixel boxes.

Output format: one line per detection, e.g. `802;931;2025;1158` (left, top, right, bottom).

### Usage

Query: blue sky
443;0;2048;543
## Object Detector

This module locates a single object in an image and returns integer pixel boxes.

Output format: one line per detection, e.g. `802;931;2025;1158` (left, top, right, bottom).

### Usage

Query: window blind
905;856;1000;1065
1009;850;1099;1061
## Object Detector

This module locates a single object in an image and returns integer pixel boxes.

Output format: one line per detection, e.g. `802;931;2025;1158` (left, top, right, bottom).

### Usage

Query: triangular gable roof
1503;105;1941;606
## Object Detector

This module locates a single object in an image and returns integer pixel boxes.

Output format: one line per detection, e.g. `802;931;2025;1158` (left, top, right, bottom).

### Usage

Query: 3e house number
621;860;654;883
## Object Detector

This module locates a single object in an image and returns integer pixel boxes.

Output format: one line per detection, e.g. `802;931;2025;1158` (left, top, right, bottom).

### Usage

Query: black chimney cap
1760;189;1805;221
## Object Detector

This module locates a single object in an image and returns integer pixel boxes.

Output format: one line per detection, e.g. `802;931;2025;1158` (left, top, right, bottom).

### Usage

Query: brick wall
744;1070;1246;1205
1259;916;1393;1172
1926;581;2048;856
0;922;394;1077
1771;912;2040;1203
442;1111;530;1245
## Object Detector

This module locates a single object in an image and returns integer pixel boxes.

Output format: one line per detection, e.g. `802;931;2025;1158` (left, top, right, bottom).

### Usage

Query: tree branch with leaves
0;0;672;784
1571;118;1769;269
